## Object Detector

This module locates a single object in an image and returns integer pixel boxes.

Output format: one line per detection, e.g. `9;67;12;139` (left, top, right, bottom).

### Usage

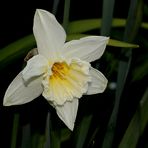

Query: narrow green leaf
119;88;148;148
123;0;143;42
31;133;45;148
73;115;92;148
0;34;35;69
50;117;61;148
108;39;139;48
52;0;60;15
63;0;71;31
141;22;148;29
50;130;61;148
61;128;71;142
37;136;45;148
101;0;115;35
144;4;148;16
132;59;148;81
21;124;31;148
87;126;100;147
11;114;19;148
67;19;102;34
44;113;51;148
67;34;88;40
67;19;148;34
31;133;39;148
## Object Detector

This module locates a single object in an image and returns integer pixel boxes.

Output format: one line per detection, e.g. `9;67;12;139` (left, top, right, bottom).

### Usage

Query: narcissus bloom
3;9;108;130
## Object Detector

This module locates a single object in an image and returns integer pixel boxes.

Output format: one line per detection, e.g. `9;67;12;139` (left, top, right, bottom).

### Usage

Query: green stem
101;0;115;35
11;113;19;148
63;0;71;31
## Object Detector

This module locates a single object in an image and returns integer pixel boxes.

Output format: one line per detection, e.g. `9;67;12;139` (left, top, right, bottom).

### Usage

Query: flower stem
11;113;19;148
63;0;71;31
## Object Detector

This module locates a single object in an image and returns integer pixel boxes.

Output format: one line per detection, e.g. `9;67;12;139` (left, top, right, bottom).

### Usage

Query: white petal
55;99;78;131
62;36;109;62
33;9;66;60
86;67;108;95
3;72;43;106
22;54;48;82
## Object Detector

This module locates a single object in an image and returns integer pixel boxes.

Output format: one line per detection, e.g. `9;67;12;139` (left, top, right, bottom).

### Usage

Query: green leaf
132;59;148;81
119;88;148;148
63;0;71;31
11;114;19;148
44;113;50;148
52;0;60;15
31;133;45;148
108;39;139;48
0;34;35;69
50;130;61;148
67;19;148;34
73;115;92;148
21;124;31;148
67;19;102;34
101;0;115;35
61;128;71;142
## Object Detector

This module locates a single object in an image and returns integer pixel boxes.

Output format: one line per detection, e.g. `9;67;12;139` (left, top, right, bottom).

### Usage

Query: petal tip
3;96;13;106
3;99;8;106
55;99;78;131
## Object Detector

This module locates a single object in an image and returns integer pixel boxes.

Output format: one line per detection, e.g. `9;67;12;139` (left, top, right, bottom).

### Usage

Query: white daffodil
3;9;109;131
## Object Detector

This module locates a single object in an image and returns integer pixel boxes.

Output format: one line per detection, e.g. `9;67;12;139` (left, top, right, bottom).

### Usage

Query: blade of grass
102;0;143;148
63;0;71;31
119;88;148;148
67;19;148;34
50;130;61;148
52;0;60;15
101;0;115;35
61;128;71;142
21;124;31;148
0;34;35;69
44;113;51;148
73;115;93;148
108;39;139;48
11;113;19;148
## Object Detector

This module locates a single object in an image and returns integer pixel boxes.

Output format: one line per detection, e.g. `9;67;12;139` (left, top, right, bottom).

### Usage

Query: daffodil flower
3;9;109;130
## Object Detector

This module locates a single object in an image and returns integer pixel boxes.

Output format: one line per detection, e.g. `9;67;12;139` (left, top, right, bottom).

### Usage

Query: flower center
50;62;69;79
42;59;91;106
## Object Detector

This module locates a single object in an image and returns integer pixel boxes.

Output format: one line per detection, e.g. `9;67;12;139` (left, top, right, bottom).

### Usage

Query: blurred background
0;0;148;148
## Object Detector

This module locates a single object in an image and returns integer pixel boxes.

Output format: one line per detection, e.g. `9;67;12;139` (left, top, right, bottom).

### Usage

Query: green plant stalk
11;114;19;148
101;0;143;148
52;0;60;15
21;124;31;148
119;88;148;148
44;113;51;148
63;0;71;31
73;115;93;148
101;0;115;35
